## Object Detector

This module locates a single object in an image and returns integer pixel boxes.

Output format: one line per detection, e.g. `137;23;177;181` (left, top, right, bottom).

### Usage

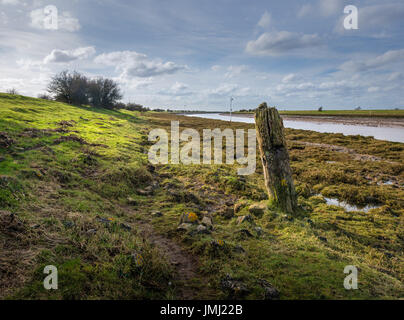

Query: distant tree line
114;102;150;112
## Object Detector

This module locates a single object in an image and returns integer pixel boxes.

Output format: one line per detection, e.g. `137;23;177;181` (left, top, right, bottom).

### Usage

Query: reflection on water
184;113;404;143
324;197;381;213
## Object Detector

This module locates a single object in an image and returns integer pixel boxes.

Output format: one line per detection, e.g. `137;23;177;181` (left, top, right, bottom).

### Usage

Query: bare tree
47;70;88;105
6;88;19;95
46;70;124;109
87;77;123;109
38;93;52;100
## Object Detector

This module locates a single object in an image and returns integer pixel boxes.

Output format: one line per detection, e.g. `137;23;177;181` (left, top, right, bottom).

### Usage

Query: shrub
47;71;123;109
87;77;123;109
6;88;18;95
47;70;88;105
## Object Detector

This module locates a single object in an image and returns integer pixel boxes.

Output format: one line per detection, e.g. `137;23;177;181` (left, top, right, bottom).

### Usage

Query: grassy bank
1;93;403;299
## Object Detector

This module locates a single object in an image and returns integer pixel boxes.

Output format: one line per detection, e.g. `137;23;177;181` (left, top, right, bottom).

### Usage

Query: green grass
0;93;174;299
0;93;403;300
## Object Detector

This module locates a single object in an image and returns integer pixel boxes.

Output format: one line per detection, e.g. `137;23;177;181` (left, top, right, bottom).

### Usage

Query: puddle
324;197;381;213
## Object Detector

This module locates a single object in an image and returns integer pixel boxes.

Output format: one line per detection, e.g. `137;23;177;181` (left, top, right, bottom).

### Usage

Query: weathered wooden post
255;103;298;214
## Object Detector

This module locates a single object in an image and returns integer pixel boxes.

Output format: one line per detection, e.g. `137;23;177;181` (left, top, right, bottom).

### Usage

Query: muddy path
121;205;216;300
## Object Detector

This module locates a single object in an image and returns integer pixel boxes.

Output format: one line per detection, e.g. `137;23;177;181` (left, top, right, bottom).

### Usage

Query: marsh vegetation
0;93;403;299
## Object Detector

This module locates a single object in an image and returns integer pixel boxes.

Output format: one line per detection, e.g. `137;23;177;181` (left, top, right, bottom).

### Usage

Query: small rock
280;214;294;222
86;229;97;235
177;223;194;232
0;132;15;149
259;279;280;300
201;216;213;229
179;212;199;224
304;218;314;225
196;224;211;235
221;274;249;298
151;182;160;190
254;227;263;237
137;188;153;196
234;201;247;214
319;236;328;243
151;211;163;218
237;215;254;225
221;207;234;219
63;221;75;229
127;197;137;205
131;252;144;267
233;245;246;254
96;217;112;225
120;223;132;231
249;203;266;217
237;229;254;238
211;239;226;249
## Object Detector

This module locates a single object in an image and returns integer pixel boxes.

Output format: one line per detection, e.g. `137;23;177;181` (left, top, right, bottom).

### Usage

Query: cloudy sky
0;0;403;110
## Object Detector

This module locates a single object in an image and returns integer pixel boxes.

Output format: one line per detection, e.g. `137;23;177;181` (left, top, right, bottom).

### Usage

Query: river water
184;113;404;143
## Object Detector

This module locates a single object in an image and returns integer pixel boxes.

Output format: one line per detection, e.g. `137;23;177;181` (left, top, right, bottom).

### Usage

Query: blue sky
0;0;404;110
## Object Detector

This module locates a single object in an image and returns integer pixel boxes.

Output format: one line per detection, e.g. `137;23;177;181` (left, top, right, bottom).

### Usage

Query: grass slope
0;93;403;299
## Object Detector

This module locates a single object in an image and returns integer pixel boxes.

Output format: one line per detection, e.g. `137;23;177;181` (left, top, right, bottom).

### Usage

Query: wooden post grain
255;103;298;214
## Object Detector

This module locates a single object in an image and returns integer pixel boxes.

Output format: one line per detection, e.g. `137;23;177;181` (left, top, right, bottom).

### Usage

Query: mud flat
223;113;404;128
185;113;404;143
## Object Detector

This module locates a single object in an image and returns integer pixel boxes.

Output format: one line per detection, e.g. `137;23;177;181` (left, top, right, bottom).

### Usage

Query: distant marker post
230;97;234;123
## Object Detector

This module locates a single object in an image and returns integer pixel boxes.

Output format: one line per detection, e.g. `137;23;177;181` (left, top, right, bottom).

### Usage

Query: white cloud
257;11;271;28
319;0;344;17
158;82;193;96
209;83;239;96
43;46;96;64
211;65;221;72
0;11;7;25
368;86;380;93
30;8;81;32
1;0;21;5
297;4;312;18
298;0;344;18
340;49;404;72
282;73;299;83
16;59;44;70
246;31;321;56
225;65;248;78
388;72;402;82
95;50;187;78
171;82;189;92
335;3;404;34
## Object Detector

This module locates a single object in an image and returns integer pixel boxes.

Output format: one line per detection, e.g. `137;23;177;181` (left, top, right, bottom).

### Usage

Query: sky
0;0;403;111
